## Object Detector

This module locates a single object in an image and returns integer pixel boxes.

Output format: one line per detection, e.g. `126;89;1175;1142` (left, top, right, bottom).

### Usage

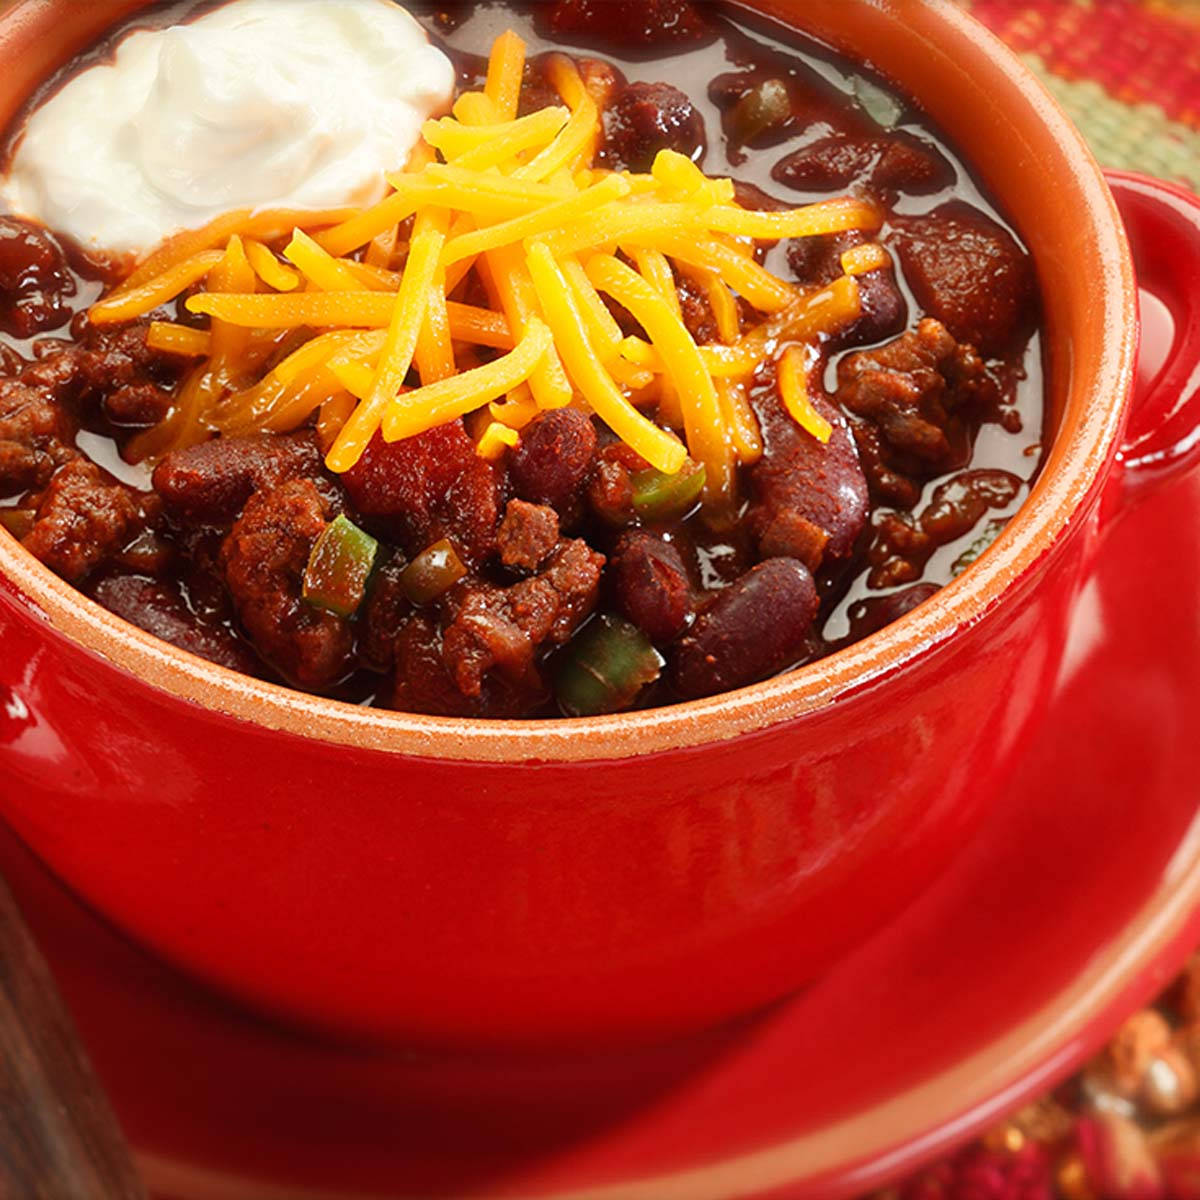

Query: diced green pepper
728;78;791;145
853;75;903;130
951;520;1006;578
631;461;706;523
401;537;467;604
555;614;663;717
302;514;379;617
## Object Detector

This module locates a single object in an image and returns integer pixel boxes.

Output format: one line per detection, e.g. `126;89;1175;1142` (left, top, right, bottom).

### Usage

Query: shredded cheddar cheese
646;236;797;312
207;235;255;378
325;358;373;401
841;242;892;276
382;318;552;441
778;346;833;444
317;393;357;452
272;330;372;385
483;30;527;123
186;292;513;347
561;257;623;357
117;206;357;293
342;261;402;290
587;254;734;507
284;229;368;292
327;226;444;471
316;193;419;258
618;336;759;379
703;273;742;343
105;26;879;504
606;355;656;392
443;173;631;265
706;196;883;240
413;268;456;385
244;239;301;292
526;240;686;475
631;248;683;319
452;90;502;126
411;206;455;387
544;54;587;111
515;93;599;181
364;223;399;270
489;388;540;430
90;250;224;325
717;379;762;464
147;321;211;357
477;242;573;410
476;420;521;460
651;150;733;204
425;107;569;167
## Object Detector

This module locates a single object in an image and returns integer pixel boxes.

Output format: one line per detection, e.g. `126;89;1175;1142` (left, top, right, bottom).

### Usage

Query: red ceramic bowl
0;0;1196;1046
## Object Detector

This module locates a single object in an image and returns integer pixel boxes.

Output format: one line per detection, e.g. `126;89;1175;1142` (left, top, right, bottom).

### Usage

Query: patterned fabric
961;0;1200;190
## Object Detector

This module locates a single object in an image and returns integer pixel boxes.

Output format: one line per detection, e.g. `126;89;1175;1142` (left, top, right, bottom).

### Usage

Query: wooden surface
0;873;145;1200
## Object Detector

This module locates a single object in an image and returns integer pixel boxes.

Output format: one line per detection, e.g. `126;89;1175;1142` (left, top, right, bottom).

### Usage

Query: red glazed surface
0;0;1173;1044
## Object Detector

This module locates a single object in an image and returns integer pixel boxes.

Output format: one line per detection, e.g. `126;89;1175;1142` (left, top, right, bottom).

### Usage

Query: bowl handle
1104;171;1200;517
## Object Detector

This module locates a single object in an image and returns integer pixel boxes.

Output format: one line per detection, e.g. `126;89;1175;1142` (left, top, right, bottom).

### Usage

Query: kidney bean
602;81;706;173
889;202;1036;357
772;132;952;195
670;558;818;699
89;572;262;675
509;408;597;523
0;216;77;338
153;431;326;527
611;529;693;644
747;382;869;571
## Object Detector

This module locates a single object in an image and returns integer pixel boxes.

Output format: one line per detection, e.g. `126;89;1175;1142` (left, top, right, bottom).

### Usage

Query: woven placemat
963;0;1200;191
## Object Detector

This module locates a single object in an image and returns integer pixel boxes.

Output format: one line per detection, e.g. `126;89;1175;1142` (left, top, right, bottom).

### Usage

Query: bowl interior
0;0;1137;762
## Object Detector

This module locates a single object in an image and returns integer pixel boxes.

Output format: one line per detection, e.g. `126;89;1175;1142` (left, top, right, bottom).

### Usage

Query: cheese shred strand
326;228;445;472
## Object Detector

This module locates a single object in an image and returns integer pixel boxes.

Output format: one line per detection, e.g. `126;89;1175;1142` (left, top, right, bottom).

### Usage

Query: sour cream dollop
3;0;455;256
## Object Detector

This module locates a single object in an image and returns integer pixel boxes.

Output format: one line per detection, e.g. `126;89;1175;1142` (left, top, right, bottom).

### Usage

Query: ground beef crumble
837;318;995;507
441;537;605;697
219;479;355;689
22;459;142;583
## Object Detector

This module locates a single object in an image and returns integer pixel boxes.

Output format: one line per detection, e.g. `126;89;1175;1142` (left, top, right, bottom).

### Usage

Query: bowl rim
0;0;1139;764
